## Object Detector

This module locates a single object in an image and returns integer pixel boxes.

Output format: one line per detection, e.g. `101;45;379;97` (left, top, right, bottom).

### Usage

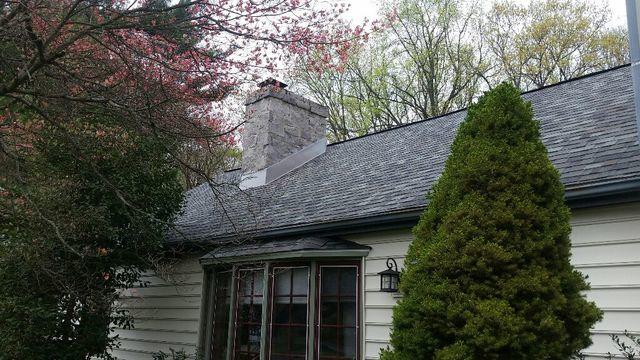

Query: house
114;65;640;360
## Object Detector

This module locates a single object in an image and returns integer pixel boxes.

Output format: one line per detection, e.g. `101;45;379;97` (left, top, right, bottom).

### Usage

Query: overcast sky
344;0;629;28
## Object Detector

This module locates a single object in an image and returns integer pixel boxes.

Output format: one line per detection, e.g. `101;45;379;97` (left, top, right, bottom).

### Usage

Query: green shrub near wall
381;83;602;360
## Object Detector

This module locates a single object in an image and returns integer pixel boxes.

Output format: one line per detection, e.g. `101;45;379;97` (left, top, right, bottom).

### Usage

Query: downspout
626;0;640;141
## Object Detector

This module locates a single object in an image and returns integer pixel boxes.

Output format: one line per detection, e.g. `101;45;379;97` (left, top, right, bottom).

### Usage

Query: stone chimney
241;78;328;188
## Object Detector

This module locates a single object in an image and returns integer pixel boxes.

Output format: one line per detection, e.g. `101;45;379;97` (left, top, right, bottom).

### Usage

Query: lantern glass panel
390;276;398;291
382;275;391;290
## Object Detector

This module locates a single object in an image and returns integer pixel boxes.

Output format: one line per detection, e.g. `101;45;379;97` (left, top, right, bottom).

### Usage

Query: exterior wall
114;201;640;359
572;202;640;359
344;230;412;360
346;201;640;360
113;257;204;359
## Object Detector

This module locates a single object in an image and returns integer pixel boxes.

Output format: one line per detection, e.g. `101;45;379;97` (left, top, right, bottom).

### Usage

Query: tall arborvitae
381;83;602;360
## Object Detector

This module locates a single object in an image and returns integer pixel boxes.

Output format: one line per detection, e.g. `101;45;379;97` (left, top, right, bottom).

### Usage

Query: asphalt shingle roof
170;65;640;244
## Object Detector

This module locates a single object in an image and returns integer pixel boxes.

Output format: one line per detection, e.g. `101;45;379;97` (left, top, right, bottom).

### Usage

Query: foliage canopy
294;0;628;142
0;0;358;357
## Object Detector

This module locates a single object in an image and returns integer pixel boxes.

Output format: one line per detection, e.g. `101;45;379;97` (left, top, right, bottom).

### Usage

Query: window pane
340;299;356;327
319;327;337;357
320;299;338;325
338;328;356;358
253;271;264;295
339;269;356;295
269;266;309;360
321;268;338;295
234;268;264;360
212;270;232;360
318;266;358;360
271;326;289;354
290;327;307;353
274;302;289;324
275;269;291;296
291;302;307;325
292;268;308;295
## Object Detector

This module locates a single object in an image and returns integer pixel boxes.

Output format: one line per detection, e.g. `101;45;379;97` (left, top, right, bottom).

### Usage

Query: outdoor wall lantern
378;258;400;292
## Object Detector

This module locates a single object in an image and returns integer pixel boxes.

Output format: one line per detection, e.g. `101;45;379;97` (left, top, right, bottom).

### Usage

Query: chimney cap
258;78;288;89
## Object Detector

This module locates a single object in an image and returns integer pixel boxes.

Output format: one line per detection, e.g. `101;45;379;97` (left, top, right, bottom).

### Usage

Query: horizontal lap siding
113;257;204;359
573;202;640;359
349;202;640;360
345;230;413;360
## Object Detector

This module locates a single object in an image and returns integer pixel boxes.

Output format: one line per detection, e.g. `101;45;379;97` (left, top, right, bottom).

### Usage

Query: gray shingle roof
170;65;640;244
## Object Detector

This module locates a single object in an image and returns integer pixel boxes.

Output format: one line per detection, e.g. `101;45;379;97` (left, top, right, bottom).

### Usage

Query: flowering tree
0;1;358;358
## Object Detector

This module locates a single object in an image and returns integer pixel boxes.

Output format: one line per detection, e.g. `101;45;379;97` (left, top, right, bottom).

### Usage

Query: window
212;270;233;360
209;262;360;360
269;266;309;360
317;266;358;360
233;268;265;360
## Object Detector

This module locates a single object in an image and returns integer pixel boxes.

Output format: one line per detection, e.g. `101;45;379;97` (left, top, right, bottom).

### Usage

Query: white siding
345;230;413;360
573;202;640;359
347;202;640;360
115;202;640;360
114;257;204;359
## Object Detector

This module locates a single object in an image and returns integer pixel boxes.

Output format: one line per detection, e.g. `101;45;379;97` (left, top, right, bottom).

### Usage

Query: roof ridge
328;63;631;147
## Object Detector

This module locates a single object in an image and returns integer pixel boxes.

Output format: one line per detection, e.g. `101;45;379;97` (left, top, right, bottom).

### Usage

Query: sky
344;0;629;28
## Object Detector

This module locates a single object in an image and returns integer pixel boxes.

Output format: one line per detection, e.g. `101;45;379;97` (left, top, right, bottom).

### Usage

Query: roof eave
564;177;640;208
170;177;640;248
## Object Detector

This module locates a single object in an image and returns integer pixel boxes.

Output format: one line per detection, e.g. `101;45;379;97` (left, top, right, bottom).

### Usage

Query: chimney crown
258;78;288;89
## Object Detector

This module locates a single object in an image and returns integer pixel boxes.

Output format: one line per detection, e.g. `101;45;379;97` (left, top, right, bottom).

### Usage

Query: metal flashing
240;138;327;189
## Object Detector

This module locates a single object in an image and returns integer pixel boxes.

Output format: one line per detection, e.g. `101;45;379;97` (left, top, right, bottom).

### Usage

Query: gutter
564;177;640;209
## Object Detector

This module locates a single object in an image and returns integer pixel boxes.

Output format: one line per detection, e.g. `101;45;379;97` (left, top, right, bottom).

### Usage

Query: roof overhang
565;177;640;208
173;177;640;249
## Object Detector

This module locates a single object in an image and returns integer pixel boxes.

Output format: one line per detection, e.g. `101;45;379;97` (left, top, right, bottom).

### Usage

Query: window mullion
259;262;270;360
307;261;317;360
225;266;238;360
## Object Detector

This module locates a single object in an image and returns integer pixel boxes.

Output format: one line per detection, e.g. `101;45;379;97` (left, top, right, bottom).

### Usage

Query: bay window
206;261;360;360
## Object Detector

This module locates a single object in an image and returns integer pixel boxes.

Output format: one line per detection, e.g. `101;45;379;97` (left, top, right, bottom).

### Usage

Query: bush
153;348;200;360
381;83;602;360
